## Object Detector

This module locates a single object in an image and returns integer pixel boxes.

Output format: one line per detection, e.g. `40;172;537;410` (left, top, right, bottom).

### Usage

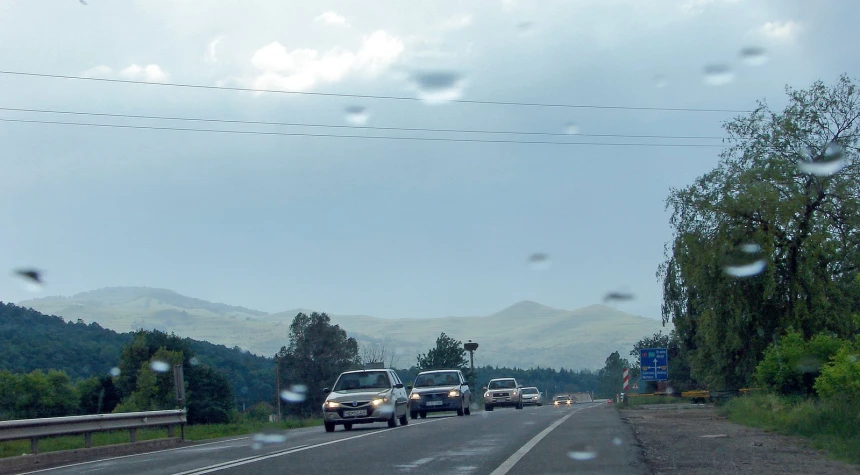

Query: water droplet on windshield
344;106;370;125
280;385;308;403
251;432;287;450
568;449;598;461
654;75;668;88
796;356;823;373
190;357;200;366
564;123;581;135
517;21;535;34
798;142;846;176
740;46;768;66
723;244;766;277
110;367;121;377
410;71;466;104
150;360;171;373
603;291;635;302
612;437;623;446
703;64;734;86
527;253;551;271
14;268;44;292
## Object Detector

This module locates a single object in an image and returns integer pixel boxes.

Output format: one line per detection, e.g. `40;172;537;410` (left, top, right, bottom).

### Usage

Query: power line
0;70;752;114
0;107;728;141
0;117;727;147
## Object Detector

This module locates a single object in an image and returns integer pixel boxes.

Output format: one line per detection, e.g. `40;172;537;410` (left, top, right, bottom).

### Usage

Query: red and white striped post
622;368;629;391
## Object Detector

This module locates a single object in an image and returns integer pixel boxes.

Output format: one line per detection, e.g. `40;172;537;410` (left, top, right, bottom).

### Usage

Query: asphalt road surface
20;402;645;475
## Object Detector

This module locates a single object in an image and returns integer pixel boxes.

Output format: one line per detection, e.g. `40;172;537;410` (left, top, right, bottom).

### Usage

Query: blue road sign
640;348;668;381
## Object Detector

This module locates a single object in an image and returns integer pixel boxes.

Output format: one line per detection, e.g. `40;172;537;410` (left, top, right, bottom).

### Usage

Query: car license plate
426;401;443;406
343;409;367;417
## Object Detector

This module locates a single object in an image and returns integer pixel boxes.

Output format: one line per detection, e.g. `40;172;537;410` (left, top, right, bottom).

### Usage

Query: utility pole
464;340;479;374
275;356;282;422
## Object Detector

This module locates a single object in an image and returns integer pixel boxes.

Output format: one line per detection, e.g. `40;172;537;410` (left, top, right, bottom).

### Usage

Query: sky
1;0;858;320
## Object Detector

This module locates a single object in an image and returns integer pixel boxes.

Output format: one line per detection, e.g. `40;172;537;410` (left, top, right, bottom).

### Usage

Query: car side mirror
482;387;488;391
407;385;413;391
395;383;404;389
323;388;330;394
517;385;523;389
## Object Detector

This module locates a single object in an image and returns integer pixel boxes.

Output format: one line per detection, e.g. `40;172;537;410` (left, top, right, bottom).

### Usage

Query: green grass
721;393;860;465
0;418;323;459
620;395;697;407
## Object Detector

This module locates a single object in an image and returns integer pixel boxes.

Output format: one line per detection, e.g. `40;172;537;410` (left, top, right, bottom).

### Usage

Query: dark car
407;369;472;418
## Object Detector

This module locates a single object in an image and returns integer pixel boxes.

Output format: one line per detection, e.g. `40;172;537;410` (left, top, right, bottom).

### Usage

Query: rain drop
527;253;551;271
563;122;581;135
14;268;44;292
798;142;846;176
723;243;766;278
654;75;668;88
344;106;370;125
517;21;535;34
150;360;171;373
612;437;623;446
252;432;287;444
110;367;121;377
568;450;598;461
410;71;466;104
603;291;635;303
703;64;735;86
280;385;308;403
740;46;768;66
190;357;200;366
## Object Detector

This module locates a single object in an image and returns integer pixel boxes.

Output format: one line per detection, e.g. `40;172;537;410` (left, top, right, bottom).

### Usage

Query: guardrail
0;409;186;454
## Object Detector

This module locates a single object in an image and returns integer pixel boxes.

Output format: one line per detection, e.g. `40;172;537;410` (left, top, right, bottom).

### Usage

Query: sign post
622;368;629;391
640;348;669;382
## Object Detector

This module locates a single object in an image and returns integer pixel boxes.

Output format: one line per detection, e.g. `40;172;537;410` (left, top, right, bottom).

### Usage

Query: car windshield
414;372;459;387
488;380;516;389
522;388;537;394
333;371;390;391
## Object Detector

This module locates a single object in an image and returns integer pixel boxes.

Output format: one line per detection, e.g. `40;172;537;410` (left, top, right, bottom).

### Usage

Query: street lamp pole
464;340;479;374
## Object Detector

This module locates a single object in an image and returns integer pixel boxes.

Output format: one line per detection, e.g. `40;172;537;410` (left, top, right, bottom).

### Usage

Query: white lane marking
489;403;601;475
171;445;309;475
17;436;251;475
179;418;451;474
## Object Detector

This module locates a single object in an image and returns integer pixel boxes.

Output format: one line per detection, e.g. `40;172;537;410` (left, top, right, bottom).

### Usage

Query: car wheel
419;411;427;419
516;401;523;410
388;414;397;428
457;399;465;416
324;422;335;433
485;405;493;411
343;423;353;431
400;413;408;426
410;411;417;419
464;405;471;415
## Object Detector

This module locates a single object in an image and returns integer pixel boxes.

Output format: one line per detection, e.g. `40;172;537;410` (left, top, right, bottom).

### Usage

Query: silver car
407;369;472;418
520;387;543;406
483;377;523;410
322;369;409;432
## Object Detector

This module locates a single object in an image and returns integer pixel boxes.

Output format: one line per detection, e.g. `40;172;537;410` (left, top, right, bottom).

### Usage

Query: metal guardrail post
85;432;92;448
30;437;38;455
168;424;175;438
129;428;137;443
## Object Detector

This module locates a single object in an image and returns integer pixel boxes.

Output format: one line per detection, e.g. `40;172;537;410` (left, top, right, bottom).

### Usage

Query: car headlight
484;391;490;398
410;393;421;400
372;397;388;406
448;390;460;397
326;401;340;409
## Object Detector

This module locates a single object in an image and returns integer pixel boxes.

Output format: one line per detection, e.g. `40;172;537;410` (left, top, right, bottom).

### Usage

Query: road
20;402;645;475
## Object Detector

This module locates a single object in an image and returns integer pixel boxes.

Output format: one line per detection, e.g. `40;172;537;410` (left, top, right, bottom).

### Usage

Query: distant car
520;387;542;406
407;369;472;418
553;395;572;406
322;368;409;432
483;378;523;411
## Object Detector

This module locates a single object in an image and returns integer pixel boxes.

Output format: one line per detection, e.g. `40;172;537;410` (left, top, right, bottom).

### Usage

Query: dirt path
621;403;858;475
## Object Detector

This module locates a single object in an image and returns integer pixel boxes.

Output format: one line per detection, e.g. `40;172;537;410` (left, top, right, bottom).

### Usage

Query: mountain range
19;287;667;370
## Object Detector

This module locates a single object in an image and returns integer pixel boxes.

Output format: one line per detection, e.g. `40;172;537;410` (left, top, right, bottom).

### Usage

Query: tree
77;376;121;415
660;75;860;388
416;333;468;371
186;364;235;424
596;351;634;398
755;329;844;395
276;312;360;417
360;338;399;368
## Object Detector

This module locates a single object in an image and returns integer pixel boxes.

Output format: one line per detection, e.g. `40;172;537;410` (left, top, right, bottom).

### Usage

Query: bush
755;330;843;395
815;344;860;404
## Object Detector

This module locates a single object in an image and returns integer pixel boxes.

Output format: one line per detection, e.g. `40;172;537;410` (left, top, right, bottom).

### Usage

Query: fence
0;410;187;454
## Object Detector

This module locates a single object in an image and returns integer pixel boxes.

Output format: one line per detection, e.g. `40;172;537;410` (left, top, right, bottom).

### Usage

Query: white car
322;369;409;432
520;387;543;406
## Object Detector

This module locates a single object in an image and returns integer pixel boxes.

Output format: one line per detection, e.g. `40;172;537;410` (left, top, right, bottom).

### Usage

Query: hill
0;302;274;408
20;288;667;370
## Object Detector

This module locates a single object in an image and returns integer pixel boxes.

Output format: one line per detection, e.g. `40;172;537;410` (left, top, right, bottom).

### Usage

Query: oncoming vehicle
407;369;471;418
520;387;542;406
322;369;408;432
483;378;523;411
553;395;572;406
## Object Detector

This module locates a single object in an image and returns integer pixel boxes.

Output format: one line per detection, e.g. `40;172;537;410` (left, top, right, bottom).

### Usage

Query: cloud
315;11;349;27
441;14;472;30
758;21;800;40
248;30;404;92
205;36;223;64
81;64;168;82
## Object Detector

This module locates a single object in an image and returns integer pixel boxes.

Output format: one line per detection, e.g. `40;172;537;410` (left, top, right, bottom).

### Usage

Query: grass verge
620;395;697;407
721;393;860;465
0;418;323;459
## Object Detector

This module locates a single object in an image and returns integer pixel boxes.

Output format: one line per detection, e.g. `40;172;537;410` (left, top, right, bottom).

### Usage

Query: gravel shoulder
621;403;859;475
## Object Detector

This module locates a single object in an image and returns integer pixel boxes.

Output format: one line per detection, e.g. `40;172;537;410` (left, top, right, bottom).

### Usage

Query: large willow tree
660;75;860;388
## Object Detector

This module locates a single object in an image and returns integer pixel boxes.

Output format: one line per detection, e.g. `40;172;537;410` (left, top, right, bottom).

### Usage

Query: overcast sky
1;0;857;319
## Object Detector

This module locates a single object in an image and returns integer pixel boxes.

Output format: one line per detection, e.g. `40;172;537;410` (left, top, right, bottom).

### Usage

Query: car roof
417;369;461;374
489;377;515;381
339;369;390;375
